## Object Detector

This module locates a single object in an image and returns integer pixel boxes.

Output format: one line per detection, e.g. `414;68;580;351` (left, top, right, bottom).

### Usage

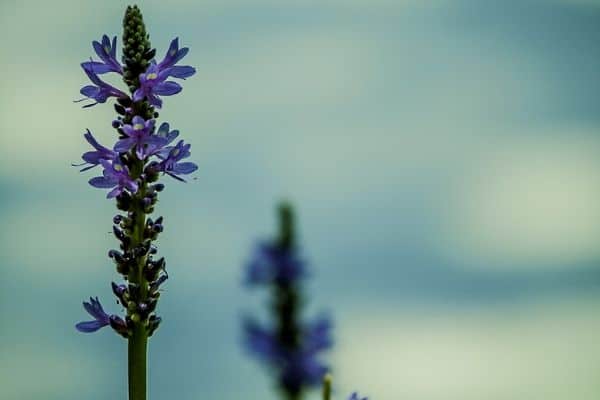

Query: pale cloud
0;344;115;399
438;127;600;269
335;301;600;400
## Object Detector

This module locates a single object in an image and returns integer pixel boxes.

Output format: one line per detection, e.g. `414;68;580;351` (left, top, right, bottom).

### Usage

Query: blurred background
2;0;600;399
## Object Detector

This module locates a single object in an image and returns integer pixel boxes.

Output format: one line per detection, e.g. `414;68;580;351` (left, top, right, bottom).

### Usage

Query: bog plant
72;4;369;400
74;5;197;400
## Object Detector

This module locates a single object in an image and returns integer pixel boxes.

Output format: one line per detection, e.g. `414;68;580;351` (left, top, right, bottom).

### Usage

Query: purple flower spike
348;393;368;400
158;140;198;181
157;38;196;79
73;129;117;171
78;65;128;107
76;297;111;333
89;159;139;198
81;34;123;75
115;116;164;160
133;63;182;108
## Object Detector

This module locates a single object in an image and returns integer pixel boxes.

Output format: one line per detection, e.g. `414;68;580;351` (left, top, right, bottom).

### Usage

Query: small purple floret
73;129;117;171
348;393;368;400
133;63;181;108
76;297;111;333
132;39;195;108
158;140;198;181
81;34;123;75
115;116;165;160
89;159;139;198
78;64;128;107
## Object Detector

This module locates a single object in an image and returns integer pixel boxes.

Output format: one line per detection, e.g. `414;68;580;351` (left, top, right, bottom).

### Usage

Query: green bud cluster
122;5;154;92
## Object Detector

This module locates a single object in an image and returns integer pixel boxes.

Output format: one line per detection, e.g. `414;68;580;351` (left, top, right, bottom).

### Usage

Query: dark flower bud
109;315;129;338
116;192;131;211
153;183;165;192
111;120;121;129
152;224;163;233
111;281;128;301
138;302;149;315
149;274;168;292
117;97;132;107
147;315;162;337
113;215;123;224
108;249;122;259
114;104;127;115
144;48;156;60
113;225;127;242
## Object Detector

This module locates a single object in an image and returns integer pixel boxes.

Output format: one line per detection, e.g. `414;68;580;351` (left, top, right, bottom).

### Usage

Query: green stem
128;160;149;400
128;325;148;400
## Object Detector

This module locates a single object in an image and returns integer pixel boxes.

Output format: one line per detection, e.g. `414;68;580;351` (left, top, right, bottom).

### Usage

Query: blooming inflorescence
75;5;196;344
243;203;333;400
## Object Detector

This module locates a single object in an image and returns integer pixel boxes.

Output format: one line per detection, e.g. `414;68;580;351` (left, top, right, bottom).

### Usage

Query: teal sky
2;1;600;399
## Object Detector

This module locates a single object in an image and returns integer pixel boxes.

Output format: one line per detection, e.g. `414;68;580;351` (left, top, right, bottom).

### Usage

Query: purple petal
168;66;196;79
125;180;139;194
114;138;135;153
147;94;163;108
132;116;145;126
133;88;145;102
89;176;116;188
107;187;123;198
153;81;182;96
172;162;198;175
81;61;112;74
80;85;100;98
75;320;107;333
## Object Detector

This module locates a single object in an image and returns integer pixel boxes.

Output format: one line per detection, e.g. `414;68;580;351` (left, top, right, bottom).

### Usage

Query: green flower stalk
74;5;197;400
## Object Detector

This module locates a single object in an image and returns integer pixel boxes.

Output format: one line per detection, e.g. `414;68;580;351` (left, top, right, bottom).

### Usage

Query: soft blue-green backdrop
2;0;600;399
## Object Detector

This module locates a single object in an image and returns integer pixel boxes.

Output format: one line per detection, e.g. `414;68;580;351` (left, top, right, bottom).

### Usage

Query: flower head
89;159;138;198
133;63;182;108
78;65;128;107
157;38;196;78
158;140;198;181
81;34;123;75
148;122;180;156
73;129;117;171
132;39;195;108
245;241;305;286
75;297;111;333
115;116;165;160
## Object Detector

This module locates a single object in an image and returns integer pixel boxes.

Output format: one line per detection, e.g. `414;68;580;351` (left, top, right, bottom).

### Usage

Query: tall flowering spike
74;5;197;400
243;203;333;400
